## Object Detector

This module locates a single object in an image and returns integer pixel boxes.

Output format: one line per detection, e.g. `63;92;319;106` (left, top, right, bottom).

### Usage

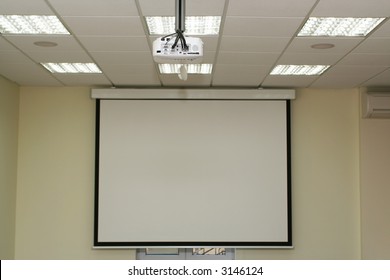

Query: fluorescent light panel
271;65;330;76
42;63;102;74
146;16;221;35
0;15;69;35
158;64;213;74
298;17;386;37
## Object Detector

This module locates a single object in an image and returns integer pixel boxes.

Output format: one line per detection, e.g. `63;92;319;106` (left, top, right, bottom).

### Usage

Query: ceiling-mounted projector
152;36;203;64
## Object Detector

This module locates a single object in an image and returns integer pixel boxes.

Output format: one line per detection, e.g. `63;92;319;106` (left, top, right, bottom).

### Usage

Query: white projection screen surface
94;98;292;247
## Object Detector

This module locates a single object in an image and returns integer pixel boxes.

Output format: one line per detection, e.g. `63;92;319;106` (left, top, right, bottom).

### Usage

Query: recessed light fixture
146;16;221;35
270;65;330;76
298;17;386;37
41;63;102;74
158;64;213;74
0;15;70;35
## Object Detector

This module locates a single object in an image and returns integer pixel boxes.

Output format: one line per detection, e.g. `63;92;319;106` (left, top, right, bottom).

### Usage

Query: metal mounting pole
175;0;185;32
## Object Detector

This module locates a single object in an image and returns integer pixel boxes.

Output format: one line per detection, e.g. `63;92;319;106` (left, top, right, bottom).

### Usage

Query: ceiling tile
139;0;226;16
4;35;84;51
160;74;212;87
200;52;217;63
53;73;112;86
0;62;63;86
312;65;389;88
223;17;304;37
220;37;291;52
0;0;54;14
212;64;271;86
227;0;317;17
47;0;139;16
362;68;390;86
100;63;158;76
90;51;154;65
0;51;34;64
62;16;145;36
286;37;363;53
0;37;18;51
199;37;219;53
353;38;390;53
217;52;280;65
26;51;93;63
311;0;390;17
110;73;161;87
276;52;345;65
78;36;149;52
370;20;390;37
311;75;365;88
0;0;389;88
339;53;390;66
102;64;161;86
261;75;318;88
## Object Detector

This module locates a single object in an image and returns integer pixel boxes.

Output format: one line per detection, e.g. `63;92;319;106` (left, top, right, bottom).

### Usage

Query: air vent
362;92;390;118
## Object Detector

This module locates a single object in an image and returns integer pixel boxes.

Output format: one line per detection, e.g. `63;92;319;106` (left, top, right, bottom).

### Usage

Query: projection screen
93;90;292;248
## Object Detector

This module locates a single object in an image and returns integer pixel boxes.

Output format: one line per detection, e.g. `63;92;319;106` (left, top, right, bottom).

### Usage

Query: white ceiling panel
0;63;63;86
0;51;35;64
353;38;390;53
52;73;112;86
0;0;54;14
312;65;389;88
371;20;390;37
102;63;161;86
261;75;318;88
0;37;16;50
339;54;390;66
161;74;212;86
276;52;346;65
311;0;390;17
223;17;304;37
199;52;217;63
47;0;139;16
212;65;271;87
100;63;159;77
227;0;318;17
286;37;363;53
362;69;390;86
220;37;291;52
200;37;219;52
25;51;93;63
139;0;226;16
109;73;161;86
90;51;154;65
216;52;280;65
4;35;84;52
0;0;389;88
312;75;368;88
78;36;149;52
62;17;145;36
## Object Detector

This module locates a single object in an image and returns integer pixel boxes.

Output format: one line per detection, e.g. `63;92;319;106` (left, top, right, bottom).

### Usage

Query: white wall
0;76;19;259
14;87;362;259
360;92;390;259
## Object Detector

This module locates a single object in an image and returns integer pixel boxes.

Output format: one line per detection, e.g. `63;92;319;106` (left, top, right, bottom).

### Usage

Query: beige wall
15;87;134;259
0;76;19;259
360;91;390;259
13;87;362;259
238;88;361;259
